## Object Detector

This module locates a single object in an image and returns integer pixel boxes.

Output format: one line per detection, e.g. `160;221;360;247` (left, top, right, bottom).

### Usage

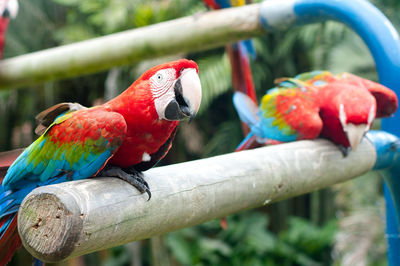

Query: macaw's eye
150;68;175;93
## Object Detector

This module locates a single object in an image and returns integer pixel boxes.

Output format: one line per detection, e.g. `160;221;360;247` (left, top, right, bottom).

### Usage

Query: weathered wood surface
0;4;263;90
18;139;377;262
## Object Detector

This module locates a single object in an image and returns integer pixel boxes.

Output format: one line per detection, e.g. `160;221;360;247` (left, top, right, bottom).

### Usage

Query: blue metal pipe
368;130;400;263
260;0;400;264
367;131;400;171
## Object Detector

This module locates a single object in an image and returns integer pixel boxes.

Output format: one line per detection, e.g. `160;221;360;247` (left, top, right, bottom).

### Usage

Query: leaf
165;233;197;265
199;238;232;256
52;0;80;6
197;53;232;114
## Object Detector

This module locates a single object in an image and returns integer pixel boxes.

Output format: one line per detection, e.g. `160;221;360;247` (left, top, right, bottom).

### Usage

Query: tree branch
18;139;376;262
0;5;263;90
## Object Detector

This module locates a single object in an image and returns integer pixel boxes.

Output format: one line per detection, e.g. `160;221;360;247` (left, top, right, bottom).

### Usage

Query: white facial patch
150;68;176;120
339;104;347;129
367;105;375;126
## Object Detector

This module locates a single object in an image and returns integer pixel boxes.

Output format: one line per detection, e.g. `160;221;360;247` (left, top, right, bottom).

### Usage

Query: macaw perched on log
202;0;257;137
0;59;202;264
234;70;398;154
0;0;18;59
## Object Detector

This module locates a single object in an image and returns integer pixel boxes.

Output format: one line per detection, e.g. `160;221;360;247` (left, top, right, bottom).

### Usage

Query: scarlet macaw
0;59;202;264
202;0;257;139
234;71;398;154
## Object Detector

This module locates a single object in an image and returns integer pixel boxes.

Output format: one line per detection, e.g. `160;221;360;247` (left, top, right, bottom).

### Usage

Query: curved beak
164;68;202;121
345;123;369;151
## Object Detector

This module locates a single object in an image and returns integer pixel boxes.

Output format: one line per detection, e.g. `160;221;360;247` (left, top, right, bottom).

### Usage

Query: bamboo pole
18;138;377;263
0;4;263;90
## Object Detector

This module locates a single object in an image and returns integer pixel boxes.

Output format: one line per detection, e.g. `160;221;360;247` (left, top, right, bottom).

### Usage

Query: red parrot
202;0;257;138
0;0;18;59
0;59;202;264
234;70;398;154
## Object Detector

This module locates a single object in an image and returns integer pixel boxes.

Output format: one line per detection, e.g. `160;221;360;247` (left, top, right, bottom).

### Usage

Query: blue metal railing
260;0;400;264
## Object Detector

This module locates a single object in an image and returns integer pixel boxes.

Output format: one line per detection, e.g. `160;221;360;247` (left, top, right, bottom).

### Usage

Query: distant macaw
202;0;257;136
0;59;202;264
234;71;398;154
0;0;18;58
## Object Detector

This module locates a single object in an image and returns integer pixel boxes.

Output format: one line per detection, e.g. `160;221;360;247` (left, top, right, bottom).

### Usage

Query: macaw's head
335;84;376;150
0;0;18;19
140;59;202;122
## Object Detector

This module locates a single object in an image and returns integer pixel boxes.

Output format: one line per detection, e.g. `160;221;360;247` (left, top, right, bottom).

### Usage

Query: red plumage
0;215;21;266
202;0;257;138
201;0;221;9
234;71;398;154
0;0;18;59
0;17;9;59
0;59;202;263
337;73;398;117
318;82;377;148
105;59;198;168
227;44;257;103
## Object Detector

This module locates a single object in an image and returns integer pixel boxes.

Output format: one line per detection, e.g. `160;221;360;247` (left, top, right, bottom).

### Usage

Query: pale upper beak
164;68;202;121
344;123;369;151
339;103;375;151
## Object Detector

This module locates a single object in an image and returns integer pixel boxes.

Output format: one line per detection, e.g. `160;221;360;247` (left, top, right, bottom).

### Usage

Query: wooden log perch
18;139;377;262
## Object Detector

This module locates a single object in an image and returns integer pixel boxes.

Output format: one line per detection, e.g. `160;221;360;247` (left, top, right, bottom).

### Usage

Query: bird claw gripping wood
338;144;351;157
97;166;151;200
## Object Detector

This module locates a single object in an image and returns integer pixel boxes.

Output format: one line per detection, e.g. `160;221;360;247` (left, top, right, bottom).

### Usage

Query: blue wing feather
215;0;231;8
0;107;126;241
233;92;260;127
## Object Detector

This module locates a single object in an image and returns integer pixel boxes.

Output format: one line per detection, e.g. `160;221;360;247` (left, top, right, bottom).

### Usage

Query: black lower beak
2;8;10;18
164;79;193;121
165;99;188;120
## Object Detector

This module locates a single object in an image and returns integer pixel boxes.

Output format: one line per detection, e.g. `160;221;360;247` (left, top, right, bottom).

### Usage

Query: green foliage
197;53;232;114
165;212;337;266
51;0;204;43
101;246;131;266
3;0;400;265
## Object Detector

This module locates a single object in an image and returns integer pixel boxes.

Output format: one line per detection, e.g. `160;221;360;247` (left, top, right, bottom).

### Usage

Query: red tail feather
0;18;10;59
226;45;257;103
0;150;23;264
0;214;22;265
227;45;258;136
235;135;259;152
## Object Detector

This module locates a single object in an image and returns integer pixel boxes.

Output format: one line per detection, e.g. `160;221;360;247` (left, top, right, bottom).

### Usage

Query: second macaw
202;0;257;138
234;71;398;154
0;59;202;264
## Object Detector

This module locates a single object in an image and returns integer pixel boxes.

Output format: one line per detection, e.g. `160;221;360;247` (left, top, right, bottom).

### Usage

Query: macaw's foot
338;145;351;157
98;166;151;200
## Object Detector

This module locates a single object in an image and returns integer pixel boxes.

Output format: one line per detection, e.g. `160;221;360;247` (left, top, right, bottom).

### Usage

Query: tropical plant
3;0;400;265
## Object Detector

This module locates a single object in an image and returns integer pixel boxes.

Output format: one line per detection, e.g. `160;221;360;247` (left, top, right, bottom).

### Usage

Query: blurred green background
2;0;399;265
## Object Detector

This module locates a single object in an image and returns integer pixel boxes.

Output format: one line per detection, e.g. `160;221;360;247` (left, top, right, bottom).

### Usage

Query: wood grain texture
18;139;377;262
0;4;263;90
